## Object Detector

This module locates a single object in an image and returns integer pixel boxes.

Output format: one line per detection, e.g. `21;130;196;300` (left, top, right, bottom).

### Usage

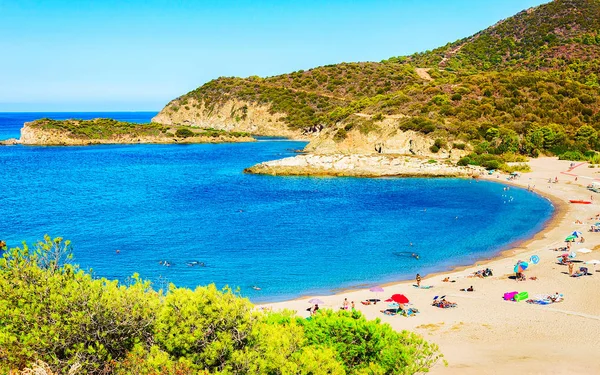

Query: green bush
0;237;442;375
558;150;586;161
334;128;348;142
175;128;195;138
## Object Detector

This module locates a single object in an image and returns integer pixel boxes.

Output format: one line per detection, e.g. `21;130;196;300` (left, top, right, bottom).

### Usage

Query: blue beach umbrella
530;255;540;265
572;231;582;237
514;261;529;273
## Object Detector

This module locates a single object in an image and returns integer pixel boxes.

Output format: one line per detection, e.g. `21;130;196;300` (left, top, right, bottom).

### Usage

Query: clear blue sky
0;0;548;112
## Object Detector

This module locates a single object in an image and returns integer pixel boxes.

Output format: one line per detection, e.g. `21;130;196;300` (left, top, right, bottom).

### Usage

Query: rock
245;154;484;178
0;138;20;146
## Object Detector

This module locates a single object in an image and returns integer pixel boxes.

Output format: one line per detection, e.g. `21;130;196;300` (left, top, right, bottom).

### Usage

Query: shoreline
253;178;563;304
260;157;600;374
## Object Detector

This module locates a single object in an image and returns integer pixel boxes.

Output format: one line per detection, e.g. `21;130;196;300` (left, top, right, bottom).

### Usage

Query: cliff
152;97;304;139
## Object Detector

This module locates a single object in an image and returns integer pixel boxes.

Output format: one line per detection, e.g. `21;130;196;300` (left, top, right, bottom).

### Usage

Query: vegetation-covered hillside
26;118;250;141
0;237;441;374
159;0;600;164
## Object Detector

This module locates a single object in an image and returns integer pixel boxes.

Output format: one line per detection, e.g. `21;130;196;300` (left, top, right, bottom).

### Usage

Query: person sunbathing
460;286;474;292
380;308;398;315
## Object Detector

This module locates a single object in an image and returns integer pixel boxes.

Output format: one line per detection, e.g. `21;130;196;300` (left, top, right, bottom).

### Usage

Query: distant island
16;118;254;146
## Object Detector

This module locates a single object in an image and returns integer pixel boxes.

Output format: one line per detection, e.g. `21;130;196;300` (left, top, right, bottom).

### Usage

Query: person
467;286;474;292
342;298;349;310
579;236;585;243
568;262;574;275
311;304;319;316
351;301;355;311
412;253;420;260
416;273;422;287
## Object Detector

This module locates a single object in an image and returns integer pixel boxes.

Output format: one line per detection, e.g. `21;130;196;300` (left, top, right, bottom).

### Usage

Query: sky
0;0;549;112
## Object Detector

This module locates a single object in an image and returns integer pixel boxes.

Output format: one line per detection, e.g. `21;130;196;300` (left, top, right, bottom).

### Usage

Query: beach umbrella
384;298;393;302
369;286;384;301
565;235;577;242
390;294;409;304
577;248;592;254
530;255;540;265
514;261;529;273
572;231;582;237
308;298;324;305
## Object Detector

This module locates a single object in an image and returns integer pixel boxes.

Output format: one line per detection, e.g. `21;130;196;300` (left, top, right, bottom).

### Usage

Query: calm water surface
0;112;554;302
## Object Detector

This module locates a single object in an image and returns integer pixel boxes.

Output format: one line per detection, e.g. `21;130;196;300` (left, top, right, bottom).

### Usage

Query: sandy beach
261;157;600;374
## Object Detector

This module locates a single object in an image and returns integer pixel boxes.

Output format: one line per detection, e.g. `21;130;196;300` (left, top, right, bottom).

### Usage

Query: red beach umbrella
390;294;409;304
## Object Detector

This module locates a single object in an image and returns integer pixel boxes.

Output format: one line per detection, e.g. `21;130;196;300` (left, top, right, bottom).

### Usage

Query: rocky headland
245;153;484;177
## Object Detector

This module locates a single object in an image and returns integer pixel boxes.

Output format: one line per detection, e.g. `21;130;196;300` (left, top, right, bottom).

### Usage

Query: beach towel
503;291;518;301
413;284;433;289
514;291;529;301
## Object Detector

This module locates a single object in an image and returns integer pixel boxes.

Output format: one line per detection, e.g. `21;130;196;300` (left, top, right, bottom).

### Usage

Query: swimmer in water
412;253;420;260
252;286;261;291
116;249;120;254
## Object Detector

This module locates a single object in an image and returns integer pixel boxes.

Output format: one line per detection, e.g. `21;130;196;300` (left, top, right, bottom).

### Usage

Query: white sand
260;157;600;374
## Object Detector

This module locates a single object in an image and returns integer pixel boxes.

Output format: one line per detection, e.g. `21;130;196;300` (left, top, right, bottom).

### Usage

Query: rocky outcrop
0;138;20;146
246;154;484;178
153;98;304;138
305;117;467;160
19;122;255;146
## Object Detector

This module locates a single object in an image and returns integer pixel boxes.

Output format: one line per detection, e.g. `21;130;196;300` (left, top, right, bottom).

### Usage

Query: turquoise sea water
0;112;554;302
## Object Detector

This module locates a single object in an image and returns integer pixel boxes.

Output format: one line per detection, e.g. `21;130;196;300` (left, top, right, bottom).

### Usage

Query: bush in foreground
1;236;442;374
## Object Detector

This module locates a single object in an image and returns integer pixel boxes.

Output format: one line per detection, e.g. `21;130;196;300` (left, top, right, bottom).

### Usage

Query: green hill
156;0;600;161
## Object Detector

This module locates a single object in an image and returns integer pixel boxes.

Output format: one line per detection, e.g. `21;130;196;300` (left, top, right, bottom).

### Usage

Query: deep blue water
0;112;554;302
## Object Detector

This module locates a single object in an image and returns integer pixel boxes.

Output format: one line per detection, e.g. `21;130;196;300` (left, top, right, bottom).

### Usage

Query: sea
0;112;554;302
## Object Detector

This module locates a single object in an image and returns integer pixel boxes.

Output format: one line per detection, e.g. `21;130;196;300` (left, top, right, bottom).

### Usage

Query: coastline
252;178;562;304
260;157;600;374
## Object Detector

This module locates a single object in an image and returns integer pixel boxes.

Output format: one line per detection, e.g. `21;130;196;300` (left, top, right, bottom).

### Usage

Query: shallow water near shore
0;112;553;302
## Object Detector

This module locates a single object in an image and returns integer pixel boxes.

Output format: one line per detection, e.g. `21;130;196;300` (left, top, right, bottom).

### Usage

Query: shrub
372;113;384;121
334;128;348;142
558;150;586;161
453;143;466;150
300;309;442;374
175;128;195;138
430;145;440;153
1;237;443;375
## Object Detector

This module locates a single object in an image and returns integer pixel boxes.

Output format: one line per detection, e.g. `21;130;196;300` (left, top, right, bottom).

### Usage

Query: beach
261;157;600;374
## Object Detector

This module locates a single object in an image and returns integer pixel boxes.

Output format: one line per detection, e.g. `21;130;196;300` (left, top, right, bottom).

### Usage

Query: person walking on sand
416;273;422;287
351;301;355;311
342;298;349;310
568;261;574;276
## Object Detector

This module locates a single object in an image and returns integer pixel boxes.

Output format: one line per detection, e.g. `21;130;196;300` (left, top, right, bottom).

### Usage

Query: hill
153;0;600;165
